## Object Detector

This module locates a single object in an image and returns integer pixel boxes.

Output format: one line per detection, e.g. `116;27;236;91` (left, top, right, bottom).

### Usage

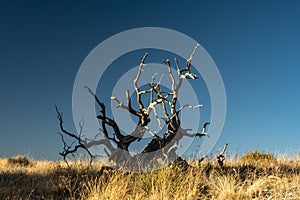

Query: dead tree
56;44;210;171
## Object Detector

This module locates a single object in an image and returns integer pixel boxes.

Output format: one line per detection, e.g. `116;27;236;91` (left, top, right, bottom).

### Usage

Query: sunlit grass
1;154;300;199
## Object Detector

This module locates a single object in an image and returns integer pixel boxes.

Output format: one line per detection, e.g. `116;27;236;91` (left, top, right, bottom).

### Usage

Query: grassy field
1;153;300;200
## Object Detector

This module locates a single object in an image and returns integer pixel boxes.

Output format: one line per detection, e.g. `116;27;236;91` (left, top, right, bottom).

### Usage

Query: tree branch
216;143;228;170
134;52;148;110
55;106;95;164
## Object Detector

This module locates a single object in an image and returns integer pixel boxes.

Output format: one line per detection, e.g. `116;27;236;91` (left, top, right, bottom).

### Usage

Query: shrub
7;156;32;167
242;150;275;162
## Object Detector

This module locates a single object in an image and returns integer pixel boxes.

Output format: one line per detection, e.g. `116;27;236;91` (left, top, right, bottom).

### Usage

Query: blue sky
0;0;300;159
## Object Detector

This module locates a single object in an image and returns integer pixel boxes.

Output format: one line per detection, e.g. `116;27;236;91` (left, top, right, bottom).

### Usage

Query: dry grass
1;155;300;200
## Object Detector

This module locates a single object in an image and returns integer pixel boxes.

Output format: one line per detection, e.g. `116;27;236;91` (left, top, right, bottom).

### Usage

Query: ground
1;154;300;199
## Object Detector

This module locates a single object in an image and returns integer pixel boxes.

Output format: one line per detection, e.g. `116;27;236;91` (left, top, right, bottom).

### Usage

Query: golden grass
1;156;300;199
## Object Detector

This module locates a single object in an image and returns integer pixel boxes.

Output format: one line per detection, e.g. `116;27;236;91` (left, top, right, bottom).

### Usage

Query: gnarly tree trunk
56;44;210;171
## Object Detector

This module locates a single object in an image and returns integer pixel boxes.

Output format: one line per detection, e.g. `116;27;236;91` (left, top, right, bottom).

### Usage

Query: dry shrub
242;149;275;163
7;156;32;167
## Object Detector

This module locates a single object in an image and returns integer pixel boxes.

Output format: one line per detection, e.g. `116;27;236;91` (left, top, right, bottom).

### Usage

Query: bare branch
156;73;165;88
84;86;125;144
55;106;80;141
149;73;157;104
152;106;163;130
216;143;228;169
125;90;140;117
167;144;181;155
186;43;200;70
84;139;114;152
164;59;175;92
219;143;228;156
56;106;95;164
174;104;204;119
103;148;111;157
144;126;158;137
134;52;148;110
177;124;209;139
110;96;128;110
176;43;200;80
201;122;210;136
85;86;104;109
174;58;181;76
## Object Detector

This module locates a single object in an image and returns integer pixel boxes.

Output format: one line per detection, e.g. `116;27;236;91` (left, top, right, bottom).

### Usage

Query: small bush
7;156;32;167
242;150;275;162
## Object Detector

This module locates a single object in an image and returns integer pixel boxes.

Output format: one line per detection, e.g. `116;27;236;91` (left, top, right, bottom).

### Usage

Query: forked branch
55;106;95;164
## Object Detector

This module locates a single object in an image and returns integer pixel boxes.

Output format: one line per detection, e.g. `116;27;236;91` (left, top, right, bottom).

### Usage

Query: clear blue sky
1;0;300;159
